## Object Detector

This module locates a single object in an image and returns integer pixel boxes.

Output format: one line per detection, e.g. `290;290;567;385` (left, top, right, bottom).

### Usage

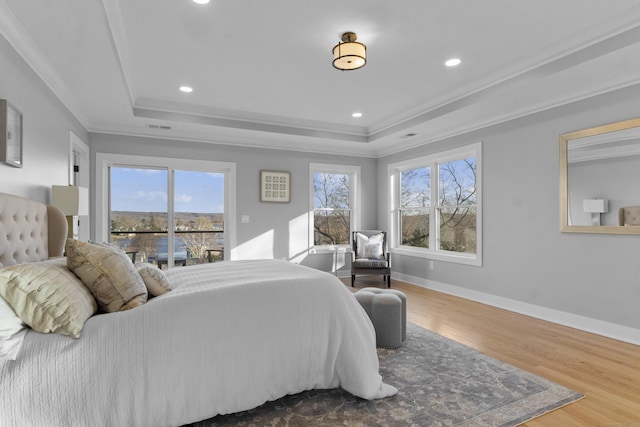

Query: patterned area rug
193;323;583;426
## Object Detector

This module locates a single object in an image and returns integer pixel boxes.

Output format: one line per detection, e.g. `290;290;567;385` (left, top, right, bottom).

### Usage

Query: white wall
377;85;640;340
0;37;88;201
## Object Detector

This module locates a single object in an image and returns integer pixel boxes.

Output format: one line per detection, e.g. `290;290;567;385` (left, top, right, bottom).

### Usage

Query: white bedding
0;259;396;427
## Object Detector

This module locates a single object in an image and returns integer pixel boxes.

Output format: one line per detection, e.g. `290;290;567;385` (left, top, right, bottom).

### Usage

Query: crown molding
0;0;89;129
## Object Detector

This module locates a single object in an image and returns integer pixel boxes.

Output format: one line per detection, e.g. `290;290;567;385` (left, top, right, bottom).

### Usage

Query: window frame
388;143;482;266
95;153;237;262
309;163;361;249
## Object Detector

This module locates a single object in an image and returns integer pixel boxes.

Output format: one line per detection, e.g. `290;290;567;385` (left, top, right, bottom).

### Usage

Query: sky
110;167;224;213
401;157;476;208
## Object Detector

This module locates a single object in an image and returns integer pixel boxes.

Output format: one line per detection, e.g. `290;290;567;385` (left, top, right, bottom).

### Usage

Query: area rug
192;323;583;426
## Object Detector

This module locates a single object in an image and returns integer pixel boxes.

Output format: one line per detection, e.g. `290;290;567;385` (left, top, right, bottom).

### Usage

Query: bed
0;193;396;427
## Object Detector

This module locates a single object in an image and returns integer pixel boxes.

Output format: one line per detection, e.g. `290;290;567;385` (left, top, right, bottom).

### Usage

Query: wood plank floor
343;276;640;426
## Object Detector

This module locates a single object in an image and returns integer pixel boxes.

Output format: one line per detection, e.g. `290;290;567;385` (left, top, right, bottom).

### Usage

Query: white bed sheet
0;259;396;427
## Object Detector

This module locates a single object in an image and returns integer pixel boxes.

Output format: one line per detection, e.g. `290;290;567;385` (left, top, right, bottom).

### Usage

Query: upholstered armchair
618;206;640;226
351;230;391;288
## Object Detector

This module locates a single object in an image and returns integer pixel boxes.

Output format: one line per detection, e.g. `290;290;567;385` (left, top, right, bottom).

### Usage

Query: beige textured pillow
66;239;148;313
135;263;172;297
0;262;97;338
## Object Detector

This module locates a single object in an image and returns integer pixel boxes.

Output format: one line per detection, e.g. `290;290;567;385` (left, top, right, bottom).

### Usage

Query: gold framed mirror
560;117;640;234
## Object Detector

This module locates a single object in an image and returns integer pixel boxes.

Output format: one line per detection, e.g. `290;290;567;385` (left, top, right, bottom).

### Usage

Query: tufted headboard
0;193;67;267
618;205;640;226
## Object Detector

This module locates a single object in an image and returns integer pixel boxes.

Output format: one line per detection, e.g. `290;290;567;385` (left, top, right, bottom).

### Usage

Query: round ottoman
354;288;407;348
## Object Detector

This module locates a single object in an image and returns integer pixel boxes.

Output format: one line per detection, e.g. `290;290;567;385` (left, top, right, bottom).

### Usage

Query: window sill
310;246;352;254
391;246;481;266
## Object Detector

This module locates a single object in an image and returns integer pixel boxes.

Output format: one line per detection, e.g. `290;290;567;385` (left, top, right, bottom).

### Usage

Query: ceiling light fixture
445;58;461;67
332;32;366;71
192;0;210;4
179;86;193;93
352;112;363;118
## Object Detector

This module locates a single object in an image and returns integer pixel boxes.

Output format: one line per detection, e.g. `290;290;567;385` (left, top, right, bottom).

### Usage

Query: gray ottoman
354;288;407;348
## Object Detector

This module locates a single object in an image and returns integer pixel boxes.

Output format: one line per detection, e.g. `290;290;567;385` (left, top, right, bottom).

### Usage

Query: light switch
241;215;250;223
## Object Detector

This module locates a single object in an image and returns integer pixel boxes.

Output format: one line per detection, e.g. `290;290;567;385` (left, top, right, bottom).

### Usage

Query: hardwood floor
344;276;640;426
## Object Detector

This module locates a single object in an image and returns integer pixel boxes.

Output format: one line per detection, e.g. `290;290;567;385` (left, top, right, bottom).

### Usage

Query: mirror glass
560;117;640;234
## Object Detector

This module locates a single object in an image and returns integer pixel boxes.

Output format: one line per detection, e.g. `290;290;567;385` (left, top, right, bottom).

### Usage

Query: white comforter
0;260;396;427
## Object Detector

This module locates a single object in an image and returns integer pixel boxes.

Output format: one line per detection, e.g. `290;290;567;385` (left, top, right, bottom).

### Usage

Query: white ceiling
2;0;640;157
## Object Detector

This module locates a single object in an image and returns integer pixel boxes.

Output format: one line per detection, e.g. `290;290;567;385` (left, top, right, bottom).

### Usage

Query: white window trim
309;163;361;251
95;153;237;260
388;142;482;266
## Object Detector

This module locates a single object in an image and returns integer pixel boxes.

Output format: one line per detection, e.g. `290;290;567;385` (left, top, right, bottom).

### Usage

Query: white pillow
356;232;384;259
0;295;25;339
0;329;27;361
363;243;383;259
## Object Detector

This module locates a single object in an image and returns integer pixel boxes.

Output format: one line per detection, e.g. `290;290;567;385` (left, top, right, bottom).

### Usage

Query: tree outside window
437;157;477;254
400;166;430;248
313;172;351;245
392;144;480;263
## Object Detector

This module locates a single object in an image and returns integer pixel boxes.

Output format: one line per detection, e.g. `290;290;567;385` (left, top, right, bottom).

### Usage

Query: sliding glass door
109;167;225;269
173;170;225;266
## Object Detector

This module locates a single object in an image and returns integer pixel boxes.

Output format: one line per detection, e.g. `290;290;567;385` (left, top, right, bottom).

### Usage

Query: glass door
173;170;225;266
109;166;169;266
109;166;225;269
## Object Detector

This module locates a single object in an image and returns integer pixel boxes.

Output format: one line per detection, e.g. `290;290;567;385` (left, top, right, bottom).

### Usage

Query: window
109;167;225;269
309;163;360;247
389;143;481;265
96;153;236;267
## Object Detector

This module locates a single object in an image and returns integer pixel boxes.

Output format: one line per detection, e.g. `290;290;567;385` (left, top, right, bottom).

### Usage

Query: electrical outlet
241;215;250;223
429;260;434;270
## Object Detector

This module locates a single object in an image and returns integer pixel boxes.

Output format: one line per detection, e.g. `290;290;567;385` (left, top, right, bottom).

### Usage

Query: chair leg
387;274;391;288
351;274;355;287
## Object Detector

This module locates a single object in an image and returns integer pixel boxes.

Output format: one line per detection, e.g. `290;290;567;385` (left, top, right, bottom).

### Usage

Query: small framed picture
260;170;290;203
0;100;23;168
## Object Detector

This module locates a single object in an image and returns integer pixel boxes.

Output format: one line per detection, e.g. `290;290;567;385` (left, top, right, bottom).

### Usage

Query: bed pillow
0;295;25;339
0;329;27;360
135;263;171;297
66;239;148;313
0;262;97;338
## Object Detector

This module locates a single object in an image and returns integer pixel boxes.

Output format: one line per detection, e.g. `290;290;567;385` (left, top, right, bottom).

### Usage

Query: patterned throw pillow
356;232;384;259
66;239;148;313
363;243;383;259
0;261;97;338
135;263;172;297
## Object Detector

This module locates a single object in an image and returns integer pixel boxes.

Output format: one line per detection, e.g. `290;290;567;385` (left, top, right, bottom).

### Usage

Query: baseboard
392;272;640;346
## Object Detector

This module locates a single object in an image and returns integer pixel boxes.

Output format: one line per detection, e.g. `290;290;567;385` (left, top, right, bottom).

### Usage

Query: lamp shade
52;185;89;216
583;199;608;213
332;32;366;70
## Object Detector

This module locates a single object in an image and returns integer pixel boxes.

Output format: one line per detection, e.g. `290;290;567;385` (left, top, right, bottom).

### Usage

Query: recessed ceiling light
192;0;210;4
445;58;461;67
179;86;193;93
352;112;363;118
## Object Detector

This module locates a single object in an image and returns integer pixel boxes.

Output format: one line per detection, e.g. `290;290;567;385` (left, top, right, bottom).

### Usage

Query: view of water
112;233;224;257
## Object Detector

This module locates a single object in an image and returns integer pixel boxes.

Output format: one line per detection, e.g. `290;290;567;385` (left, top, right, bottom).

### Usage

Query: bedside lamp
52;185;89;239
583;199;608;226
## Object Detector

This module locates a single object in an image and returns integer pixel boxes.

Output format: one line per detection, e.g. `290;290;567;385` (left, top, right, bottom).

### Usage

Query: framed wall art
0;99;23;168
260;170;290;203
